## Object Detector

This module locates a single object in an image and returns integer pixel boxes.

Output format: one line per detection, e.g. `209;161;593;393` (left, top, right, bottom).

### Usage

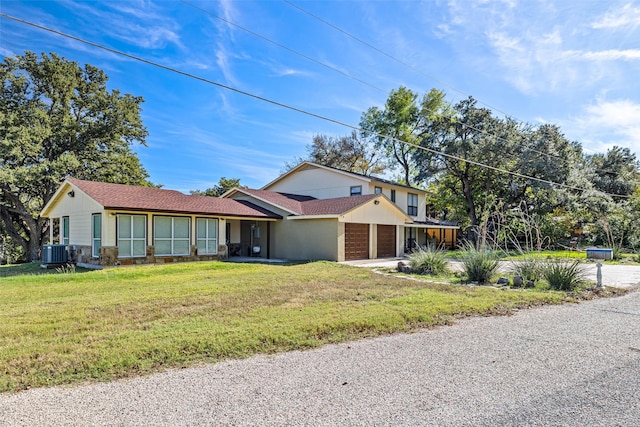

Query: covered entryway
376;224;396;257
344;223;369;260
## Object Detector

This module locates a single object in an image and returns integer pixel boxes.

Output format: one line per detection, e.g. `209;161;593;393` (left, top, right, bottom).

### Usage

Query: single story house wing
41;179;281;267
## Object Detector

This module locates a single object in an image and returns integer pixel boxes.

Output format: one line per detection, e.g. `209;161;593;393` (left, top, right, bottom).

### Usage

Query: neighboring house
41;162;458;267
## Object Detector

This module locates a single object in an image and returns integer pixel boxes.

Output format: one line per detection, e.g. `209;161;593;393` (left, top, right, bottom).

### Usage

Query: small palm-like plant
460;242;499;284
542;260;586;291
408;248;449;275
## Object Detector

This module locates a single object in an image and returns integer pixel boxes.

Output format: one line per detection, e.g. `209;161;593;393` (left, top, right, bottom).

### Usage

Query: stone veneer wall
97;244;227;267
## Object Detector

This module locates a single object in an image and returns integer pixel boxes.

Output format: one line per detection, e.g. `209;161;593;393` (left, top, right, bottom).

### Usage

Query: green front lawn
1;261;569;392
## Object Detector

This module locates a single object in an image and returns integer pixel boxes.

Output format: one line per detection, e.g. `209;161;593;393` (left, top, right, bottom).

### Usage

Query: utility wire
179;0;387;94
184;0;598;168
0;13;629;199
284;0;514;117
185;1;621;174
283;0;572;164
180;0;569;165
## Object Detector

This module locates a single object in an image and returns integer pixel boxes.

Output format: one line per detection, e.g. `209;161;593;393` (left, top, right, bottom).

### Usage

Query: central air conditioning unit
41;244;69;265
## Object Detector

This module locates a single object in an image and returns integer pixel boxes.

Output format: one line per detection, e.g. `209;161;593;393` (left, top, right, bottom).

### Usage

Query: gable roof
42;179;281;219
225;188;317;215
297;194;379;216
261;161;426;193
226;187;411;221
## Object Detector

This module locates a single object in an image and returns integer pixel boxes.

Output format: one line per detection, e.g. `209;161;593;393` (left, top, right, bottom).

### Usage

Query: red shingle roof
233;188;381;216
236;188;316;214
298;194;379;215
68;179;281;218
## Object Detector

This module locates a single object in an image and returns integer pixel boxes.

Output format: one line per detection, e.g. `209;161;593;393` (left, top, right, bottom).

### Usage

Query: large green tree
360;86;448;185
415;97;583;243
285;131;384;175
1;51;150;262
191;177;243;197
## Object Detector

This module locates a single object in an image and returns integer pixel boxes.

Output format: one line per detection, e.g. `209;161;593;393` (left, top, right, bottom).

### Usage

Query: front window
92;214;101;258
350;186;362;196
118;214;146;257
408;193;418;216
391;190;396;203
374;186;382;194
197;218;218;255
155;216;190;256
62;216;69;245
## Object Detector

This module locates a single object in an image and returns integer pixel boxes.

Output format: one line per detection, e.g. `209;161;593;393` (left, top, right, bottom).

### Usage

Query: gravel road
2;289;639;426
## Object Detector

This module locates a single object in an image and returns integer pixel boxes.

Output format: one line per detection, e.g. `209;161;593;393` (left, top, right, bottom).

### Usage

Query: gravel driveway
2;289;639;426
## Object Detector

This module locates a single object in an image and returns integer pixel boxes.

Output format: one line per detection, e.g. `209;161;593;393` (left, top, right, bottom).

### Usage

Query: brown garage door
377;225;396;258
345;223;369;260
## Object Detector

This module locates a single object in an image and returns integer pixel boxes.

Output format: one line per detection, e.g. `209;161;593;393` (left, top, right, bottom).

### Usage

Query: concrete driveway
1;288;639;425
344;258;640;289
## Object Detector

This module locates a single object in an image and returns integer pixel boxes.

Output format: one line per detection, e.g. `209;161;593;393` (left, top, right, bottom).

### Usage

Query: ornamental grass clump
509;255;543;287
408;248;449;275
542;260;587;291
460;243;499;285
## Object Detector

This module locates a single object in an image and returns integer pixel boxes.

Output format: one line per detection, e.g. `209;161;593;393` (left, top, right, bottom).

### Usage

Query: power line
0;13;629;199
283;0;571;164
178;0;387;94
283;0;514;117
183;0;577;167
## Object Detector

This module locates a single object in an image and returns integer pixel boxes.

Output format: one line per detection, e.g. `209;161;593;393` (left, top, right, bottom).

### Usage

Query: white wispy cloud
270;68;312;78
565;97;640;154
591;3;640;29
563;49;640;61
54;0;183;50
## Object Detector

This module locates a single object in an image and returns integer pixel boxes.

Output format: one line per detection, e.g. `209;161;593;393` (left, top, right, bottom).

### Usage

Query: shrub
460;243;499;284
541;260;586;291
408;248;449;275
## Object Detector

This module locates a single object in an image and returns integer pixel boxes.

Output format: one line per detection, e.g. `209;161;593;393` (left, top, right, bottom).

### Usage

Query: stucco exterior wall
339;199;409;225
270;218;339;261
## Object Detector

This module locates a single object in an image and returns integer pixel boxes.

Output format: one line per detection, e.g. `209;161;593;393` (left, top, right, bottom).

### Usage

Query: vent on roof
41;244;68;265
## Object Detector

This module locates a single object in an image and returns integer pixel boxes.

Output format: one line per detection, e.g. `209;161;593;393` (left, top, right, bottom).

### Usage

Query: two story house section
260;162;457;255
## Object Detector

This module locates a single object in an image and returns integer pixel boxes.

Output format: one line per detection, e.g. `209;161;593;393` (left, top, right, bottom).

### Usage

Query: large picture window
92;213;101;258
197;218;218;255
155;216;190;256
118;214;146;257
408;193;418;216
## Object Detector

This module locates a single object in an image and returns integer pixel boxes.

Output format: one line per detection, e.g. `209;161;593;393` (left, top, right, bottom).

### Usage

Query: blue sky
2;0;640;192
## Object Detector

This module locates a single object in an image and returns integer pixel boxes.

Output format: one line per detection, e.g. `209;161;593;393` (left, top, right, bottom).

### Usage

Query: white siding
46;183;104;247
267;166;369;199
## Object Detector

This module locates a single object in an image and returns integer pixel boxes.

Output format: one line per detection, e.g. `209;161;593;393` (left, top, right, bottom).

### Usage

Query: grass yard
0;260;570;393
